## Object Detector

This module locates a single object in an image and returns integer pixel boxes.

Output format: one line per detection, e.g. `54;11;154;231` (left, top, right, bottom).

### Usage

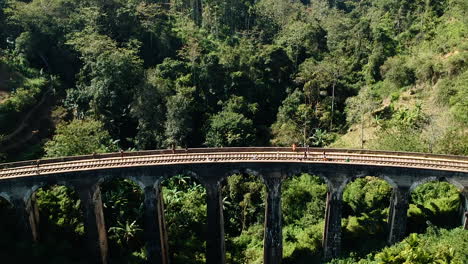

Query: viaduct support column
461;191;468;230
323;190;342;261
388;187;410;244
12;194;40;242
205;181;226;264
143;184;169;264
79;184;108;264
263;175;282;264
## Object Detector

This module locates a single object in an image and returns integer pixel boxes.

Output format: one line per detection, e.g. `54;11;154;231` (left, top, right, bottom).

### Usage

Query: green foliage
370;105;430;152
164;84;197;148
131;59;189;149
0;0;465;156
35;186;84;236
223;174;265;264
343;177;392;215
31;185;86;263
44;118;118;157
230;223;264;264
380;56;414;88
108;220;143;248
282;174;327;263
1;80;41;111
283;223;324;264
345;86;381;125
433;126;468;155
282;174;327;226
66;29;143;145
0;55;48;134
330;227;468;264
206;96;257;147
162;176;207;264
410;51;444;84
436;70;468;125
271;87;337;147
223;174;266;236
271;89;307;146
342;177;392;255
101;178;145;263
408;181;462;233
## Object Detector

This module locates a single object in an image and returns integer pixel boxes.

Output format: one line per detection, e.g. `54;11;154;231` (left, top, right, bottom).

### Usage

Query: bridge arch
94;174;146;193
219;168;264;187
409;176;465;192
407;177;465;232
0;192;12;204
23;181;78;204
158;169;202;185
23;181;86;258
0;194;13;211
337;174;398;199
284;167;332;190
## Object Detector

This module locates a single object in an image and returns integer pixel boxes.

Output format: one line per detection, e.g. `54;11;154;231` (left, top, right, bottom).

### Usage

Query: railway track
1;148;467;179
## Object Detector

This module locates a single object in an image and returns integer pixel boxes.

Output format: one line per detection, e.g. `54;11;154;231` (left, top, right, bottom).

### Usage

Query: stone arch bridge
0;147;467;264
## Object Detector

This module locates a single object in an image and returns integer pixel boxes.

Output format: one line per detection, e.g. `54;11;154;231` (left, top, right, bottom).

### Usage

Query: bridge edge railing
1;147;467;170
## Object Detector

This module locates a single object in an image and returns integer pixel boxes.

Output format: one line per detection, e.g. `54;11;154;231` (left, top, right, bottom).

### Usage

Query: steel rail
1;149;467;179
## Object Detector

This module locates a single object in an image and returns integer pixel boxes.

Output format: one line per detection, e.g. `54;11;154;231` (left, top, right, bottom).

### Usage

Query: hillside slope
332;1;468;155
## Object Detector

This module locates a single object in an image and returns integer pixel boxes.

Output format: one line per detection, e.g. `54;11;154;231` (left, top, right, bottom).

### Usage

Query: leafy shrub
444;50;468;76
283;222;324;264
409;52;443;84
35;186;84;236
0;77;44;134
370;105;429;152
380;56;415;87
434;126;468;155
408;181;461;233
329;227;468;264
44;118;118;157
231;224;264;264
282;174;327;226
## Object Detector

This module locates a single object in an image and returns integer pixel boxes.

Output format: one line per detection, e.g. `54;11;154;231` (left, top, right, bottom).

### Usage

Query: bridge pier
323;189;342;261
388;187;409;244
12;195;40;242
143;184;169;264
79;184;108;264
461;191;468;230
464;212;468;230
205;181;226;264
263;174;282;264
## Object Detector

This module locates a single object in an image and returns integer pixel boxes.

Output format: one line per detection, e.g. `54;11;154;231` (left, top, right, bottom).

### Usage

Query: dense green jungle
0;0;467;263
